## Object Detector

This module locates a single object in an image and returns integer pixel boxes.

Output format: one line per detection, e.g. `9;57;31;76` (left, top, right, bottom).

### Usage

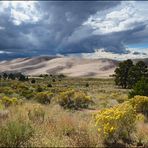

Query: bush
34;92;53;104
1;96;18;107
15;84;34;99
31;79;36;83
58;74;66;79
36;85;43;92
94;103;137;145
47;83;52;87
0;120;34;147
21;89;35;100
129;77;148;98
57;90;92;109
85;83;89;87
129;96;148;117
0;87;14;95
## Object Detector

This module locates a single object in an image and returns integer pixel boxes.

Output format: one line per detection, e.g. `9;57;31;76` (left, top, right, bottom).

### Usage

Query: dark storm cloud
0;1;120;57
0;1;147;59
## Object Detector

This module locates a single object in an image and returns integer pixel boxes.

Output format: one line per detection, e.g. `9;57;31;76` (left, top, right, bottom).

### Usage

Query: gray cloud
0;1;148;59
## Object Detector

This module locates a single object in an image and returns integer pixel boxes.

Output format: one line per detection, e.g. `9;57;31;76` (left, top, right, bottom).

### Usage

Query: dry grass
0;102;100;147
0;77;147;147
136;121;148;147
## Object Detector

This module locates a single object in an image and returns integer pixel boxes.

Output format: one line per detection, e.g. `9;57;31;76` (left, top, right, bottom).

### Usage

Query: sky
0;1;148;60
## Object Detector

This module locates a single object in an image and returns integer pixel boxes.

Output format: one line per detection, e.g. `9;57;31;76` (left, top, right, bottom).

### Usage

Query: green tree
8;73;15;80
129;77;148;98
136;61;148;75
18;74;26;81
114;59;133;88
3;73;8;80
128;61;147;88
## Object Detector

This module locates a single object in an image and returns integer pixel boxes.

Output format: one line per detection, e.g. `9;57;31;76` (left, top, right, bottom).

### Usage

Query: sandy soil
0;56;118;78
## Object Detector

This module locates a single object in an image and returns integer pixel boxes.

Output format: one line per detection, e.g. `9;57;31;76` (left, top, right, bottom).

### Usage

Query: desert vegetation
0;60;148;147
114;59;147;89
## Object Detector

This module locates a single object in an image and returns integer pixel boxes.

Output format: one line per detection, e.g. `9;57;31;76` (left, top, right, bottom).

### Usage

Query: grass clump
28;105;45;123
0;120;34;147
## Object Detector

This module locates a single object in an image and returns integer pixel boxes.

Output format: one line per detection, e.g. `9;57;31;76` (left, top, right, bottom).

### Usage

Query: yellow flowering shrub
57;89;92;109
0;87;14;95
94;103;137;144
129;96;148;116
0;96;18;107
34;91;53;104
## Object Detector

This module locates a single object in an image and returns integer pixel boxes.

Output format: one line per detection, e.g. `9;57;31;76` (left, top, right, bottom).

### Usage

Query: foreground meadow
0;75;147;147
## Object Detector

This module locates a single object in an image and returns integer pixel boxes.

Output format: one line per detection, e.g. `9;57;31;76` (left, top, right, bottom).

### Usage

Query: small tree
115;60;147;89
127;66;141;88
19;74;26;81
114;59;133;88
8;73;15;80
136;61;148;75
128;61;147;88
3;73;8;80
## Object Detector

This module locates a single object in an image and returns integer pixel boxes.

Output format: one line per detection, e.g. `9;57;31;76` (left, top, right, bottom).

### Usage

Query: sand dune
0;56;147;78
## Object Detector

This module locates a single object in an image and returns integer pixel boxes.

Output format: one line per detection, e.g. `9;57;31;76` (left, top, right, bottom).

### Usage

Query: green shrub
21;89;35;100
129;77;148;98
94;103;137;145
129;96;148;117
14;84;34;99
57;90;92;109
31;79;36;83
34;92;53;104
47;83;52;87
0;120;34;147
0;87;14;95
36;85;43;92
58;74;66;79
52;79;56;82
85;83;89;87
1;96;18;107
14;84;33;98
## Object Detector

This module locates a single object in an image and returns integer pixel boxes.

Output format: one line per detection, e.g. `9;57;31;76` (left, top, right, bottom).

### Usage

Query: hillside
0;56;147;78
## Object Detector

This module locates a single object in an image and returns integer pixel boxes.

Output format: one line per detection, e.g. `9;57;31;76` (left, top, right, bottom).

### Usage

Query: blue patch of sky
128;43;148;49
127;44;148;53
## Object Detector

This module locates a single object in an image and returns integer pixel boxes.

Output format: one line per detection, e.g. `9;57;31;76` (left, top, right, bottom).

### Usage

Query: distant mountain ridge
0;56;147;78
